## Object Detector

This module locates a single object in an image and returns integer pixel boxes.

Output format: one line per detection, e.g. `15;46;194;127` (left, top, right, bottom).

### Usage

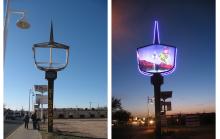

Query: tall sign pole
137;21;177;139
45;70;57;132
151;21;162;139
33;22;70;133
29;89;31;116
151;73;163;138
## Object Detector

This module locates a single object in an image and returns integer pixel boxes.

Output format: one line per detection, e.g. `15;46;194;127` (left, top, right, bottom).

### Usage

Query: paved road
112;125;215;139
4;120;23;138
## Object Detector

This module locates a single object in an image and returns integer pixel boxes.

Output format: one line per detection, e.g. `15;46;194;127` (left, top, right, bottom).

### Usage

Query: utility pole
29;89;34;115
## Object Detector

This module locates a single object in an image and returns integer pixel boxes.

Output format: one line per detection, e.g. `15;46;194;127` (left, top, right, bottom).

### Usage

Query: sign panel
148;97;154;104
34;85;48;93
36;94;48;104
34;104;39;108
161;101;172;111
161;91;172;100
137;44;177;76
167;103;171;111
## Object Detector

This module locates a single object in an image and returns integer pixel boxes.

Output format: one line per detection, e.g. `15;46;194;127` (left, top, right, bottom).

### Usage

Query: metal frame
32;23;69;72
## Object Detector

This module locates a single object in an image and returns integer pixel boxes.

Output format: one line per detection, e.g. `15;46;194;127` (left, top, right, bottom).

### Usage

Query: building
35;107;107;119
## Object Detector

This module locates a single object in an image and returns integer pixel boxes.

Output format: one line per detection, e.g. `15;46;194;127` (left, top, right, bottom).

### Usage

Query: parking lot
40;118;107;139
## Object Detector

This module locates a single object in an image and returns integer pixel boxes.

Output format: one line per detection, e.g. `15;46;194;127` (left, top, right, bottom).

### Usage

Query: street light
32;22;70;132
29;89;34;116
4;0;31;61
16;15;30;29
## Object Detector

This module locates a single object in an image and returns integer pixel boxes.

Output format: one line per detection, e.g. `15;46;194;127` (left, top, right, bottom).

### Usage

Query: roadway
112;125;215;139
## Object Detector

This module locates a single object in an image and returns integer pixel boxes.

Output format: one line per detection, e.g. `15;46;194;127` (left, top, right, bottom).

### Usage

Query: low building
35;107;107;119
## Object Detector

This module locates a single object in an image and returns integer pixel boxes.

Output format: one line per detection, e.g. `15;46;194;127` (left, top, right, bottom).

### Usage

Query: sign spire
49;21;54;44
153;20;160;44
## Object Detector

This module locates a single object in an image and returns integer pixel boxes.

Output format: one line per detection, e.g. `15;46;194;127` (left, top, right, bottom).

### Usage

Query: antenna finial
153;20;160;44
49;21;54;43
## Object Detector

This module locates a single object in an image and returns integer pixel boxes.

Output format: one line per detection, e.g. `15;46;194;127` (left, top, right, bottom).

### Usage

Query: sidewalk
6;123;42;139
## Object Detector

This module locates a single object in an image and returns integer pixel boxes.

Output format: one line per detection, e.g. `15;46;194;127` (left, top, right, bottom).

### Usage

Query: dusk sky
112;0;215;116
4;0;107;110
3;0;216;116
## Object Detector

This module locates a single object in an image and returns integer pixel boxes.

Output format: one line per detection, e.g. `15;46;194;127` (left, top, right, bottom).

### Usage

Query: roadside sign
137;45;177;76
36;94;48;104
167;103;171;111
161;101;172;111
161;91;172;100
34;104;39;108
34;85;48;93
148;97;154;104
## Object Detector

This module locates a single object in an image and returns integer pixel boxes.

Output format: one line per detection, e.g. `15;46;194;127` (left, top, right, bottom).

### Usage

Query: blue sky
4;0;107;110
112;0;215;116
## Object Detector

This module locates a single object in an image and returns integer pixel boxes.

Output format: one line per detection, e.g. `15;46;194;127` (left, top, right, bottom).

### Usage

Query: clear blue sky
112;0;215;116
4;0;107;110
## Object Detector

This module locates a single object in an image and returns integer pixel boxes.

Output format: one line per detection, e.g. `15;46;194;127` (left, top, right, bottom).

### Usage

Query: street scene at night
112;0;215;139
4;0;107;139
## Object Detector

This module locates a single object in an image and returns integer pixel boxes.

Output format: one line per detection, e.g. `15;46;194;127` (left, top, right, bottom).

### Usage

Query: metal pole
163;99;166;115
32;92;33;112
147;96;149;127
89;102;92;109
41;92;43;120
41;104;43;119
4;0;10;62
29;89;31;115
45;70;57;132
151;73;163;139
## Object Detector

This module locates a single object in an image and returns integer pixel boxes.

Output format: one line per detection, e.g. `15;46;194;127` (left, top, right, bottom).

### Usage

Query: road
112;125;215;139
4;120;23;138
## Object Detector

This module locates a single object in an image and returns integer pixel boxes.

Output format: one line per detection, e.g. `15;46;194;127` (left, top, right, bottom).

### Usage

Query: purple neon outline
153;20;160;44
136;46;177;76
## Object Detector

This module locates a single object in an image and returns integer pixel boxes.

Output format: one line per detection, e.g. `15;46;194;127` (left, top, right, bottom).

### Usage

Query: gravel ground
40;119;107;139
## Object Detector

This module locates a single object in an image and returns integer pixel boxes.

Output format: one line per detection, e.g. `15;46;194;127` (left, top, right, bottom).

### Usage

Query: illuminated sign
137;21;177;76
137;44;177;75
